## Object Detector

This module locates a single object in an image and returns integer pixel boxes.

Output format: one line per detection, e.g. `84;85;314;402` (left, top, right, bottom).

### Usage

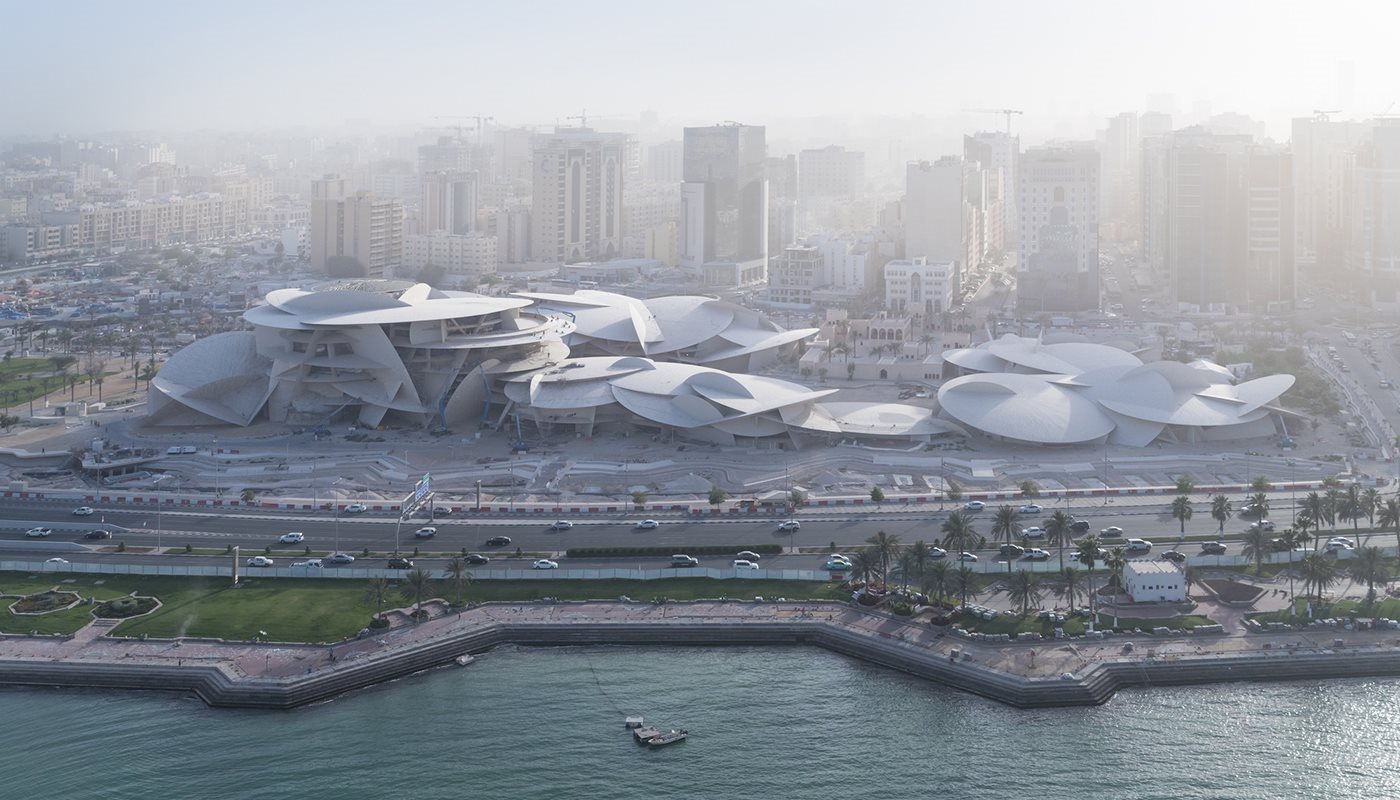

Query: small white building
1123;560;1186;603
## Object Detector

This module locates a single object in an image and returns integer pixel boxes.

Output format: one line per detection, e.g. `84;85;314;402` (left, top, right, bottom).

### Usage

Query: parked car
1200;541;1228;555
1018;504;1042;514
532;559;560;569
1021;526;1045;539
998;543;1025;559
72;506;94;516
1022;548;1051;560
1125;538;1153;552
292;559;323;569
733;559;760;570
927;546;948;559
327;552;356;564
465;553;490;565
83;529;113;540
1100;526;1124;538
957;552;979;562
246;556;274;567
963;501;985;511
278;532;305;544
413;526;437;538
24;527;53;538
1160;550;1187;564
485;536;513;547
777;520;801;531
736;550;762;561
550;520;573;531
1250;520;1276;531
635;519;659;530
344;503;369;514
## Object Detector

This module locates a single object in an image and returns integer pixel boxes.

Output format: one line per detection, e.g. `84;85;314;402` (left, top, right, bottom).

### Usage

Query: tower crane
1312;109;1342;122
433;115;494;145
962;108;1024;137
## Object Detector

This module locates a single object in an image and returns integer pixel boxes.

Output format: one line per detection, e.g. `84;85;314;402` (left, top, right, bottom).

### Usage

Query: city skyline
3;0;1396;143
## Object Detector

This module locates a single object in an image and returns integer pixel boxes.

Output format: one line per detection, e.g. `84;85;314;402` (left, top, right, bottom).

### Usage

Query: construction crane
563;109;629;129
963;108;1024;136
434;115;493;145
1312;109;1342;121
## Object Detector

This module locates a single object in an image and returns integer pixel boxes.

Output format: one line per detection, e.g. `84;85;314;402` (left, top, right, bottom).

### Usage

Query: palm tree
1241;527;1272;575
1249;491;1272;521
443;556;473;606
1104;547;1126;591
865;530;900;585
1006;571;1042;616
907;541;931;593
991;505;1021;574
1302;492;1327;549
939;511;981;555
1044;510;1071;571
1210;494;1233;534
1323;488;1342;535
1182;565;1201;598
400;568;435;619
1056;567;1085;614
925;560;950;600
1379;497;1400;555
1360;487;1380;530
364;577;391;624
1349;546;1390;606
951;565;980;608
851;549;879;584
1299;552;1338;601
1170;495;1194;537
895;549;918;591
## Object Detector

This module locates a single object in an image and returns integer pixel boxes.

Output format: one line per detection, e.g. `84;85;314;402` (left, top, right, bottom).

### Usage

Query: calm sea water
6;645;1399;800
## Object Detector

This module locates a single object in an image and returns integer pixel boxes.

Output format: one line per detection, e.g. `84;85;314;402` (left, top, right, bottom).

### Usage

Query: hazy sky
4;0;1396;140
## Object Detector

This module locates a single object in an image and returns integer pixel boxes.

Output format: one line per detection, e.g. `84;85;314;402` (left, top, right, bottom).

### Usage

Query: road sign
414;473;431;504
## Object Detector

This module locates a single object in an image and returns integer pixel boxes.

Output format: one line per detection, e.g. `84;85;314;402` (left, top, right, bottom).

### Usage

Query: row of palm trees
363;559;474;622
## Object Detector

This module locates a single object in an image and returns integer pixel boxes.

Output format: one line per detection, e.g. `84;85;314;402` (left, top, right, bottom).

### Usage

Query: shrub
117;541;126;552
565;544;783;558
94;596;158;619
891;602;914;616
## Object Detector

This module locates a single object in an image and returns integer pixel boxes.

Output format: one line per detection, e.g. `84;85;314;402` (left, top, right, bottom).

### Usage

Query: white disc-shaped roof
938;373;1115;444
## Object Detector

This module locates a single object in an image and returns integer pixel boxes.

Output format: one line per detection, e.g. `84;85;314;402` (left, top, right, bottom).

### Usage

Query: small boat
647;729;688;747
624;715;645;729
632;726;662;743
454;655;475;667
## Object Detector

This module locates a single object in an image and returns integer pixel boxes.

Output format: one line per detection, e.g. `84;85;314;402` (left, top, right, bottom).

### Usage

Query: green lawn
0;572;847;643
1250;597;1400;625
951;612;1214;638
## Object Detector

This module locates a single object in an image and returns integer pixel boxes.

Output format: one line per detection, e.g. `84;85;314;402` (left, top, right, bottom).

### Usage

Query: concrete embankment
5;603;1400;710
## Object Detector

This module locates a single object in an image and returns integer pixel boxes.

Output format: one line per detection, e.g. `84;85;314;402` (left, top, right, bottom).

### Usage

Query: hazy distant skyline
4;0;1396;142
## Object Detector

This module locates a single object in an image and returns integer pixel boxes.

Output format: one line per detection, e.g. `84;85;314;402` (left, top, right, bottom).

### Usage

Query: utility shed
1124;560;1186;603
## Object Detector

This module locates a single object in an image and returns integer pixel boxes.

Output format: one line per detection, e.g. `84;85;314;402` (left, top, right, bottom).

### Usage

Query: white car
44;557;69;566
292;559;323;568
927;546;948;559
1100;526;1124;537
635;519;660;530
532;559;560;569
1125;538;1153;552
1023;548;1051;560
550;520;573;531
1019;504;1042;514
963;501;985;511
1326;541;1355;553
1250;520;1276;531
1021;526;1045;539
278;531;305;544
733;559;760;570
1328;536;1356;548
24;527;53;538
344;503;369;514
413;526;437;538
246;555;275;567
777;520;801;531
736;550;762;561
72;506;94;516
957;552;979;562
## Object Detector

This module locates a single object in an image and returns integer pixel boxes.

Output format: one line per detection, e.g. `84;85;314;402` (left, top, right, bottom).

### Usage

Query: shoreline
3;600;1400;709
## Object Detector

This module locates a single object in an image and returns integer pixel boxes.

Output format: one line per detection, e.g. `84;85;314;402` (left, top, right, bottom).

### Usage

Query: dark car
465;553;490;565
1069;520;1091;532
998;543;1025;559
1160;550;1187;564
1200;541;1228;555
485;536;512;547
83;529;113;540
387;557;414;569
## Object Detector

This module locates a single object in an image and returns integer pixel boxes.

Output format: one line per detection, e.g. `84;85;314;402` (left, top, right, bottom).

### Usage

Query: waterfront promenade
6;598;1400;709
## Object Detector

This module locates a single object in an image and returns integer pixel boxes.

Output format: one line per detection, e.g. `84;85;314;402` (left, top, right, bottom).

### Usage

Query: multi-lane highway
0;492;1341;575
